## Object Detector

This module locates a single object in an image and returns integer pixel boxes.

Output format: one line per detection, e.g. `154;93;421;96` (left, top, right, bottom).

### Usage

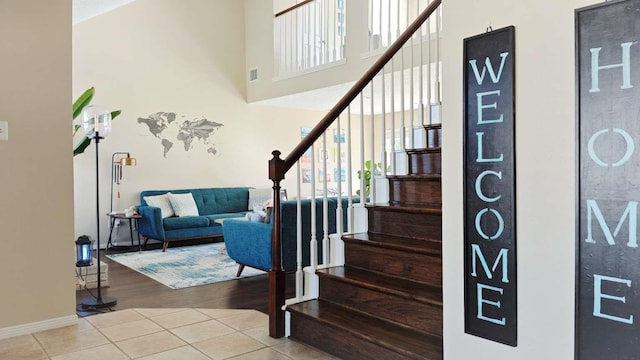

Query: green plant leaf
111;110;121;119
72;87;94;120
73;136;92;157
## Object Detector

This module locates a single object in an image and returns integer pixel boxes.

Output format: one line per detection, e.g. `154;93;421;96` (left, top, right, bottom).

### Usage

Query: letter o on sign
475;208;505;240
587;128;634;167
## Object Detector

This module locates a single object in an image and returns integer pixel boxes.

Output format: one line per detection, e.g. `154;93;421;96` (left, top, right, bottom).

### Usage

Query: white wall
0;0;76;328
73;0;326;244
441;0;594;358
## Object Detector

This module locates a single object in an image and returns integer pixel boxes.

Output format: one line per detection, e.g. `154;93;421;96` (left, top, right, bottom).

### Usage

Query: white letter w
469;52;509;85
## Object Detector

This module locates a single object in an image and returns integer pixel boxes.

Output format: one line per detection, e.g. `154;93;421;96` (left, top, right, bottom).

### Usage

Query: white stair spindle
347;105;354;233
359;93;365;204
322;132;329;266
390;56;396;175
370;80;376;204
295;161;303;300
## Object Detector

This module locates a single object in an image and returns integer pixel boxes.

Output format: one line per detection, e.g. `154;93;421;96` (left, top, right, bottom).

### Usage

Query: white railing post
347;105;354;234
304;142;319;299
295;162;304;301
321;132;329;266
331;114;345;266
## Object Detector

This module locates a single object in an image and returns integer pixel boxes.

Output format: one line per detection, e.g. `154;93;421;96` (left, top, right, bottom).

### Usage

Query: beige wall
441;0;593;358
73;0;326;243
0;0;75;328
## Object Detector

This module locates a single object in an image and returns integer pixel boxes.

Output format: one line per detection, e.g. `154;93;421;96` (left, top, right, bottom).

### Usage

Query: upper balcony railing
274;0;346;77
368;0;442;52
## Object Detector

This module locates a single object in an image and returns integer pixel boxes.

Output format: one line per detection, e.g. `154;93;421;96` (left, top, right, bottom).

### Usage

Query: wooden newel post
268;150;286;338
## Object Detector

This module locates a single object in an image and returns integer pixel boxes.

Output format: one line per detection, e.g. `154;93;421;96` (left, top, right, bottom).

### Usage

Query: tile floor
0;308;339;360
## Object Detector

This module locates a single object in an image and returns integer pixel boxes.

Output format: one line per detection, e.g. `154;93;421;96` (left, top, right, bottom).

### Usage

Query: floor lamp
79;105;117;309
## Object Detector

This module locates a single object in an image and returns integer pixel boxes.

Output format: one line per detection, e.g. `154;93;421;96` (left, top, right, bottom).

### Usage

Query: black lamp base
80;296;117;309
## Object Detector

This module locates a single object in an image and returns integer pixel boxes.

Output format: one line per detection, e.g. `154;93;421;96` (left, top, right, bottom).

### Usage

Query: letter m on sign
585;200;638;248
471;244;509;283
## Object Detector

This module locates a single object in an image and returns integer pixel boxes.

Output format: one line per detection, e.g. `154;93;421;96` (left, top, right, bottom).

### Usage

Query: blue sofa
222;197;352;275
137;187;251;251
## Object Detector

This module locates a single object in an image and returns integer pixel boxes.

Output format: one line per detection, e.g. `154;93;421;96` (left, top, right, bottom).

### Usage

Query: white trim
272;58;347;82
0;315;78;340
360;32;442;59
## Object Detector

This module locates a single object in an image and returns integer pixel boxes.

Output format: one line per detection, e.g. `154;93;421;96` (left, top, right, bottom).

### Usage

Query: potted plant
356;160;385;196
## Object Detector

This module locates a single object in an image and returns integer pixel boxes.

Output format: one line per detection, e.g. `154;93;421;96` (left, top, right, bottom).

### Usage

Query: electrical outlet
0;121;7;141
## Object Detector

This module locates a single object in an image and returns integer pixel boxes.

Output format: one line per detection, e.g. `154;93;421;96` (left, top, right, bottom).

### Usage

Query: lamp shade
120;157;136;166
75;235;94;267
82;105;112;138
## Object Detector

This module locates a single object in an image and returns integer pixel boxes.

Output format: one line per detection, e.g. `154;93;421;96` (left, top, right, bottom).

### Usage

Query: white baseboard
0;315;78;340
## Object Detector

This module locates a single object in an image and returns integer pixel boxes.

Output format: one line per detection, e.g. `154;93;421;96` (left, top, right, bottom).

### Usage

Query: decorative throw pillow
245;211;266;223
143;193;175;218
248;188;272;211
264;207;272;224
168;192;199;217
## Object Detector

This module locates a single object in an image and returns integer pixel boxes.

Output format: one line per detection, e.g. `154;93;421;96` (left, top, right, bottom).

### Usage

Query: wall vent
249;68;258;82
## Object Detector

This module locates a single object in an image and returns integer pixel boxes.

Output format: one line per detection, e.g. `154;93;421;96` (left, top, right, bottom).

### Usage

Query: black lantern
75;235;93;267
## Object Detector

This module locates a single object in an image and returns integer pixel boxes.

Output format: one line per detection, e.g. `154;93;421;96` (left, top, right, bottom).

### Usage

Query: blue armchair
222;197;353;276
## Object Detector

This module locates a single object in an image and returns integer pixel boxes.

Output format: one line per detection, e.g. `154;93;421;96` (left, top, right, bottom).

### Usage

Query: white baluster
346;105;354;234
321;132;329;266
332;114;345;266
305;142;319;299
370;80;376;204
295;162;303;300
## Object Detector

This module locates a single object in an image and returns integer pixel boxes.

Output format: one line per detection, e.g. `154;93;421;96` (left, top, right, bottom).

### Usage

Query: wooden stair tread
317;266;442;307
343;232;441;255
288;300;443;359
367;203;442;214
387;174;442;181
406;147;441;154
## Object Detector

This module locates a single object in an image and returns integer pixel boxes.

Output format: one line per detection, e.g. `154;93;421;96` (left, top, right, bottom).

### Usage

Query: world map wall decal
137;112;224;158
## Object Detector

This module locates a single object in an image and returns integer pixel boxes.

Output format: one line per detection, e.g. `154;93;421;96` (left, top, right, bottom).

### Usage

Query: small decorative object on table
107;208;142;251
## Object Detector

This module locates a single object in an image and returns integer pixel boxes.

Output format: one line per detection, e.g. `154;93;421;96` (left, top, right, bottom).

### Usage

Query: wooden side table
107;213;142;251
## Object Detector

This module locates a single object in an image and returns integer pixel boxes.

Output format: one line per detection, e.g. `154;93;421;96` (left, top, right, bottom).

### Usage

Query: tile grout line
19;308;328;360
29;333;52;360
88;315;136;359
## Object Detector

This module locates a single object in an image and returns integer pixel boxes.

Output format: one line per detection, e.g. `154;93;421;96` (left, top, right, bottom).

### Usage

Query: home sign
576;1;640;359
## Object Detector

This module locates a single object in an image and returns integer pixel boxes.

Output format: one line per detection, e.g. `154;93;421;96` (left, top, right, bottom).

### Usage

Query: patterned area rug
106;243;264;289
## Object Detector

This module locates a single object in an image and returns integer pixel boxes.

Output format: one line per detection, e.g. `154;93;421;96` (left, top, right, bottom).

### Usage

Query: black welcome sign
463;26;517;347
576;1;640;359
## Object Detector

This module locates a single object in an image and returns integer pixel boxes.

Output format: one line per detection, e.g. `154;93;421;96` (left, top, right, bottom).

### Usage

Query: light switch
0;121;7;141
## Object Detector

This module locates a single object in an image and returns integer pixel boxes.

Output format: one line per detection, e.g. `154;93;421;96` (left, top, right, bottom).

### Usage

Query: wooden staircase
287;124;443;359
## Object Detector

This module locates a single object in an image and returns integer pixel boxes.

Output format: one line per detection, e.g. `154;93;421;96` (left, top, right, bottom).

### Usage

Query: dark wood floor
75;239;293;316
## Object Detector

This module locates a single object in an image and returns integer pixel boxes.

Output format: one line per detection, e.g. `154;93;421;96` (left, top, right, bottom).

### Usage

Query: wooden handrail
275;0;314;18
267;0;442;338
276;0;442;178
